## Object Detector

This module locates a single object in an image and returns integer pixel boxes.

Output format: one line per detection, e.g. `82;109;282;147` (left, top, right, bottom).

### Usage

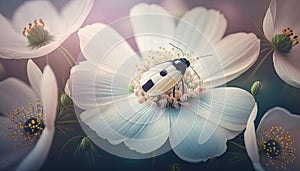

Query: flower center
263;139;281;158
262;126;296;170
6;100;45;146
272;28;298;55
130;46;204;109
22;19;54;49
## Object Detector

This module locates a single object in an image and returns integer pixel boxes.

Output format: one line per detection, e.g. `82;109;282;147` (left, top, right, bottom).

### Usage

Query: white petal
0;14;26;51
124;112;169;153
80;94;168;146
78;23;138;68
0;78;38;116
263;0;276;41
0;117;34;170
71;55;141;110
174;7;227;47
198;33;260;88
272;0;300;33
16;128;54;171
78;23;104;60
183;87;255;144
273;50;300;88
170;115;228;162
61;0;94;34
12;1;63;35
27;59;42;96
257;107;300;171
244;104;264;171
40;66;58;130
130;3;176;53
169;106;198;148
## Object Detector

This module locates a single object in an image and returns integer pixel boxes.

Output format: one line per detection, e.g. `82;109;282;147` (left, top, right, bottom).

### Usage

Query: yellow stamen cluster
131;46;203;109
6;100;44;147
262;126;296;170
22;18;45;37
282;28;299;46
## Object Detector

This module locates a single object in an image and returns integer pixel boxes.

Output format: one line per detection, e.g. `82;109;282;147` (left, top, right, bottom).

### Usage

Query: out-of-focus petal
244;104;265;171
263;0;276;40
0;78;38;116
40;66;58;130
27;60;42;96
273;49;300;88
16;128;55;171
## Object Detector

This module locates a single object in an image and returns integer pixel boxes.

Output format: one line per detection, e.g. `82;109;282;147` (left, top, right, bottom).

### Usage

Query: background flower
0;0;94;59
263;0;300;88
245;107;300;171
0;60;58;171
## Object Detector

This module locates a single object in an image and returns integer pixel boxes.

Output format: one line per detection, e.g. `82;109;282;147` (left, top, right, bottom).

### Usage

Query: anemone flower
263;0;300;88
0;0;93;59
66;4;260;162
0;60;58;171
245;107;300;171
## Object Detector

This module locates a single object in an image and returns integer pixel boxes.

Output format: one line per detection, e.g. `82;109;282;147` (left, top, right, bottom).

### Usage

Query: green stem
59;135;84;158
229;141;246;149
56;120;79;124
247;48;275;80
59;46;76;65
58;46;74;67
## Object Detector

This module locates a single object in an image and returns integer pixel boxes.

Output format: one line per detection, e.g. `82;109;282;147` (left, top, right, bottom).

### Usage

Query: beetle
140;43;207;96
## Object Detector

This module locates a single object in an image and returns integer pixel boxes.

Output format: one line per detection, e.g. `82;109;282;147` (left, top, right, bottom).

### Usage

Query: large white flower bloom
245;107;300;171
0;0;94;59
0;60;58;171
263;0;300;88
66;4;260;162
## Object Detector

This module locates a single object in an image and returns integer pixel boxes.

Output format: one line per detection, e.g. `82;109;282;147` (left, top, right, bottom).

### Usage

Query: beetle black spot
160;70;167;77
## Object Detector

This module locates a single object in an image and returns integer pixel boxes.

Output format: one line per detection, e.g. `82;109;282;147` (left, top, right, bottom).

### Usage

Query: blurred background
1;0;300;170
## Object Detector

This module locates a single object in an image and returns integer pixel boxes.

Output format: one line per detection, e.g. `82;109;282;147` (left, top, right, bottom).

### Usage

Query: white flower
245;107;300;171
263;0;300;88
0;60;58;171
66;4;260;162
0;0;94;59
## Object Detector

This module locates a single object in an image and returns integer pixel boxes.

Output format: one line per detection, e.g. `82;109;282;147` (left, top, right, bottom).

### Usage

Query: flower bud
251;81;262;96
60;93;73;106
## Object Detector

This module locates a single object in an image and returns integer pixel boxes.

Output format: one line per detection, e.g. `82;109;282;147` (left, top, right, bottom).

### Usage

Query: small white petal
271;0;300;33
262;0;276;41
16;128;55;171
61;0;94;33
130;3;176;53
198;33;260;88
0;78;38;116
41;66;58;130
27;59;42;96
244;104;264;171
0;14;26;50
273;50;300;88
